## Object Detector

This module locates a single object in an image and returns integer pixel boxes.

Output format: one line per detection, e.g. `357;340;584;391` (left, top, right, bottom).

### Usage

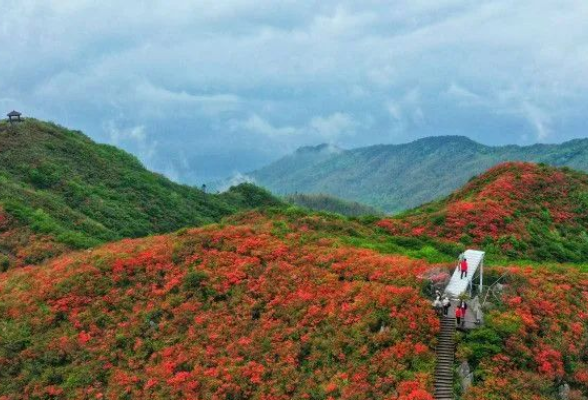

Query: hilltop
0;119;281;267
378;162;588;262
247;136;588;213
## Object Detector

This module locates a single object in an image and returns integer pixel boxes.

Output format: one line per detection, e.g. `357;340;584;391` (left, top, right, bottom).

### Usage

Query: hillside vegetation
378;162;588;262
0;212;439;400
458;265;588;399
0;120;281;266
249;136;588;213
0;211;586;399
285;193;383;217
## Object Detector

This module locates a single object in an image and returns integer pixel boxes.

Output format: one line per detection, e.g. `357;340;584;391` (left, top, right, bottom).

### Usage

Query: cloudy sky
1;1;587;184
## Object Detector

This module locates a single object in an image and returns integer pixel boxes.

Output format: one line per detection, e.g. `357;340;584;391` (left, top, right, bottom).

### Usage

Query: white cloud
216;172;257;193
386;87;426;131
240;114;298;137
446;83;484;105
107;123;146;144
238;112;357;141
105;121;158;163
133;82;241;116
309;113;356;139
134;83;240;107
520;101;552;140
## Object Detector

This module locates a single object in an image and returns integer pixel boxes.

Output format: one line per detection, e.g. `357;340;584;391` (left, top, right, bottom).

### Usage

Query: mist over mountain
247;136;588;213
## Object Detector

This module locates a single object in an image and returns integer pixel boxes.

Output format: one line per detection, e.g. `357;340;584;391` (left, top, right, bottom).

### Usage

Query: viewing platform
444;249;485;299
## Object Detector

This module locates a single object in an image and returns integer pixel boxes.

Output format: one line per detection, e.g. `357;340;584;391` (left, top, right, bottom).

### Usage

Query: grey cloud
1;0;587;183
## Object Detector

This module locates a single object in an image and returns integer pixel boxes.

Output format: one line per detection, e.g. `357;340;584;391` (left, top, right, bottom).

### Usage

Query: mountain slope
0;211;586;399
0;212;439;399
378;162;588;262
0;119;281;266
248;136;588;213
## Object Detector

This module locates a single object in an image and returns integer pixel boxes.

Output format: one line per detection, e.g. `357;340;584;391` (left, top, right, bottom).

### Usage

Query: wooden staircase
434;316;455;400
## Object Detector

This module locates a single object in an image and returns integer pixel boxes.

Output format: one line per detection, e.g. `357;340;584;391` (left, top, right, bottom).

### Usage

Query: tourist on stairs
455;306;463;326
442;296;451;316
458;300;468;327
433;295;443;316
460;257;468;279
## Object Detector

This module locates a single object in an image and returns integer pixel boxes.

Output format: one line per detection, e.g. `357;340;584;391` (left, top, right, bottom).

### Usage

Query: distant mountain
0;119;281;267
248;136;588;213
285;193;383;217
379;162;588;262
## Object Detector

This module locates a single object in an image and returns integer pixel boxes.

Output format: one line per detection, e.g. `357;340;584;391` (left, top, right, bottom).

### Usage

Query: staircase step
435;307;457;399
434;252;483;400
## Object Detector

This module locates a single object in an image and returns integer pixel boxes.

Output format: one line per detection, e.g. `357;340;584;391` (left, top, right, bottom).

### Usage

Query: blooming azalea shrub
458;266;588;399
0;214;438;399
378;163;588;262
0;206;69;269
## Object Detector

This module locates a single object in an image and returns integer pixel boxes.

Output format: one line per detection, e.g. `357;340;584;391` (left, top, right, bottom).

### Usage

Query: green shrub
183;270;209;291
0;255;9;272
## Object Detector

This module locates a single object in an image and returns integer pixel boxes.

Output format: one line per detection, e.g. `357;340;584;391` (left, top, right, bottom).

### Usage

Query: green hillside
285;193;383;217
0;119;281;266
249;136;588;213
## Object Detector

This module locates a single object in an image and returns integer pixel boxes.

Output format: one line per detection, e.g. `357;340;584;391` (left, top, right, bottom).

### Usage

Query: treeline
285;193;383;217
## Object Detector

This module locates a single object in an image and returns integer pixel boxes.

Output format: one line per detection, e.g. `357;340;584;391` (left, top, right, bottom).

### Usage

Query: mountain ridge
246;135;588;213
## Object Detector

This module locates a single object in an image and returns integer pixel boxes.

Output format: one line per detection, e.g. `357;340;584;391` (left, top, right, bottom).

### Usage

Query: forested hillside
248;136;588;213
285;193;382;217
0;120;281;267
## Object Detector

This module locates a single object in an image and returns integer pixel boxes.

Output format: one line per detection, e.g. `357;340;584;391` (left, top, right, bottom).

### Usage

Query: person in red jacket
460;257;468;279
455;306;463;326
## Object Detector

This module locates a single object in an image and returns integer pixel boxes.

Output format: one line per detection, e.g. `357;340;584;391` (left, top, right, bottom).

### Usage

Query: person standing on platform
460;257;469;279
